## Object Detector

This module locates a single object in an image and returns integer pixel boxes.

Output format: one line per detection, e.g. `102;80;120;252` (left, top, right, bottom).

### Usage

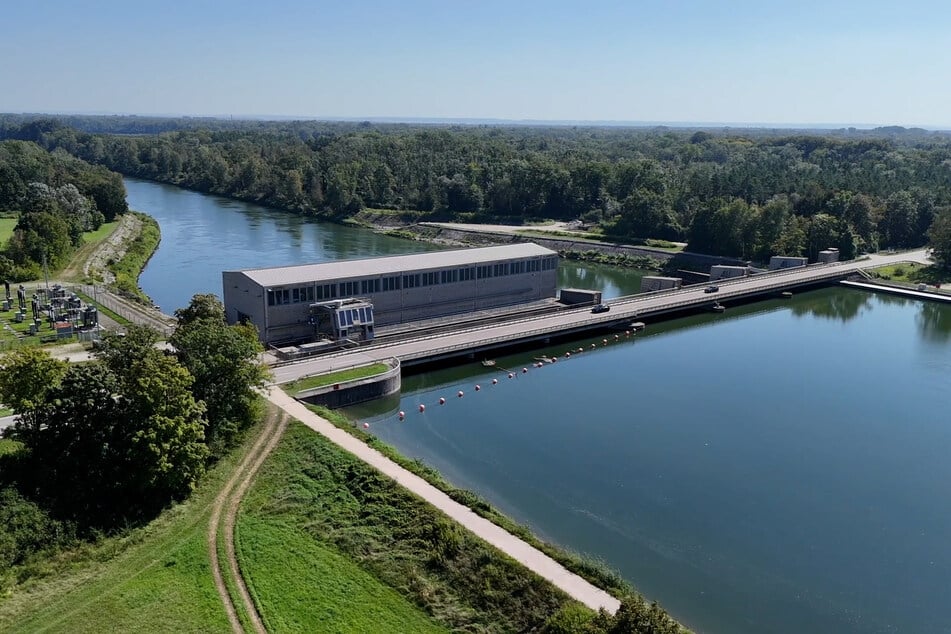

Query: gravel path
209;408;288;633
264;387;621;615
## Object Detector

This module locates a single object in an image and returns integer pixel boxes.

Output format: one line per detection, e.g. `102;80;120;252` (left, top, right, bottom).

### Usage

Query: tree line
0;139;128;280
0;295;267;577
3;116;951;263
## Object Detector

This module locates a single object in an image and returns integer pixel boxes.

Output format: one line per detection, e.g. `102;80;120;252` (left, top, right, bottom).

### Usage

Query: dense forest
0;139;128;279
2;116;951;264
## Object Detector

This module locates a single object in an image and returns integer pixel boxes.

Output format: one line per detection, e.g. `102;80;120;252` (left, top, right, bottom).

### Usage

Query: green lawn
282;363;389;393
0;217;18;247
0;423;269;632
868;263;949;287
237;421;572;633
237;515;447;634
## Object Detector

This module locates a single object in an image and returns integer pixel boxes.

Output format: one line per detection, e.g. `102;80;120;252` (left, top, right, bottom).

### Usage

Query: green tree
94;324;160;377
171;295;268;455
928;206;951;269
0;349;68;445
173;292;225;325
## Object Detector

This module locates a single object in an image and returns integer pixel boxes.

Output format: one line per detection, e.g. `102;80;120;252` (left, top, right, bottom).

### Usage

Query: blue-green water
349;291;951;634
126;178;951;634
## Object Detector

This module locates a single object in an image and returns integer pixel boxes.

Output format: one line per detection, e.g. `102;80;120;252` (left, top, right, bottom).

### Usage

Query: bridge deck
272;250;931;384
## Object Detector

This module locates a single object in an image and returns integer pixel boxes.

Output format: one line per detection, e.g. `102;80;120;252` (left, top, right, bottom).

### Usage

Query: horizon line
4;110;951;132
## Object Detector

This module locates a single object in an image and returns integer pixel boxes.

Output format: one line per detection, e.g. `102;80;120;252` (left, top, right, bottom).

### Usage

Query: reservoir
126;177;951;634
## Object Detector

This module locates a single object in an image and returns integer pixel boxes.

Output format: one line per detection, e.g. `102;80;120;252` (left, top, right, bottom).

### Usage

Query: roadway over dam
272;249;931;384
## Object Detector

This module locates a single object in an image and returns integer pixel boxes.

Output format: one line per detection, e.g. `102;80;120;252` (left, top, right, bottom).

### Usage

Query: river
126;177;951;634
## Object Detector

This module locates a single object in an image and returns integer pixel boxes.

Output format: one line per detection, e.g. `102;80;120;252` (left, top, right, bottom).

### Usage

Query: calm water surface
127;178;951;634
349;290;951;634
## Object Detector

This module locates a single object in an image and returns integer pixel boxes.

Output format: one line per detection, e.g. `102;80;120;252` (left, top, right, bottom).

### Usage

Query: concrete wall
296;359;401;409
640;276;683;292
769;256;808;270
709;265;749;281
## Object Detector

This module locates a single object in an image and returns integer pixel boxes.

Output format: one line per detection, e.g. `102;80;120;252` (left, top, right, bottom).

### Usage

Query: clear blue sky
2;0;949;127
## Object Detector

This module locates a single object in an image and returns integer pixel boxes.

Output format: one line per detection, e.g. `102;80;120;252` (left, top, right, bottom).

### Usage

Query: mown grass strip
0;216;18;247
0;421;270;633
282;363;389;393
236;515;447;634
238;420;568;633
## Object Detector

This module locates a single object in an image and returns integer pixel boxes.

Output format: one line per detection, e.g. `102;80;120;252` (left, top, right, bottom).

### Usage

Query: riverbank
349;210;748;274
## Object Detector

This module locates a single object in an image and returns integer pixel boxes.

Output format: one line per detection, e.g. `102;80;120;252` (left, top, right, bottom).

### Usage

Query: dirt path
264;388;621;615
209;408;288;633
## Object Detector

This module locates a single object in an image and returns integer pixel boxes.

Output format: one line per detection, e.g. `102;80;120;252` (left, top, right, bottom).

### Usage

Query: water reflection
917;302;951;342
558;261;652;299
790;289;871;322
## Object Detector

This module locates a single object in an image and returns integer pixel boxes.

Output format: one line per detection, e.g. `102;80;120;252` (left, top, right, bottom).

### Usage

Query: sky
1;0;949;128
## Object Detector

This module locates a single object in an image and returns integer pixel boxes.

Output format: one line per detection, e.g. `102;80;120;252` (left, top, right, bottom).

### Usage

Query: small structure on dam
640;276;683;292
709;265;751;281
223;243;559;345
769;256;808;270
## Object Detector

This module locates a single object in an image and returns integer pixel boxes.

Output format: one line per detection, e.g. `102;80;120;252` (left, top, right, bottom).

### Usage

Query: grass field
282;363;389;393
237;515;446;633
869;262;948;286
237;421;573;633
0;423;271;632
0;217;18;247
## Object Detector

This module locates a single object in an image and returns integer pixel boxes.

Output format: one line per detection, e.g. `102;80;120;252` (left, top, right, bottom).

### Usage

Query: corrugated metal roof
231;243;557;287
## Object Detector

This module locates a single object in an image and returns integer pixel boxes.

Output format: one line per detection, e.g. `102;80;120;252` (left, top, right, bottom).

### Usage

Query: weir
271;249;931;384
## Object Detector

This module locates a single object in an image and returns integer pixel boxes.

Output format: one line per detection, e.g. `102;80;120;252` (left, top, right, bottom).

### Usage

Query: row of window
267;285;315;306
269;257;557;305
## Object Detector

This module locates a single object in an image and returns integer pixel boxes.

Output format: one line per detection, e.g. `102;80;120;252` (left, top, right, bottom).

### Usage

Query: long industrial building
223;243;559;345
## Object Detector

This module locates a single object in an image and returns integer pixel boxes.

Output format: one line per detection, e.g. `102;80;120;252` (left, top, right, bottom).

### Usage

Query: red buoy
362;422;370;429
438;397;446;405
419;404;426;412
398;410;405;419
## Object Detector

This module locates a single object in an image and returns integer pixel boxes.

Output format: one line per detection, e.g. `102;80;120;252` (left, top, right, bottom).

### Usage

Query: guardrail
274;252;925;370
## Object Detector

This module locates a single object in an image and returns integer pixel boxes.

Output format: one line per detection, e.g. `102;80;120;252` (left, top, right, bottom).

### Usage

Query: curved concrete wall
296;358;401;409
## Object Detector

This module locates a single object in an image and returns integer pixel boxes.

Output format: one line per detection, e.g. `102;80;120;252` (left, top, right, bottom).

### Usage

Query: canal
127;177;951;634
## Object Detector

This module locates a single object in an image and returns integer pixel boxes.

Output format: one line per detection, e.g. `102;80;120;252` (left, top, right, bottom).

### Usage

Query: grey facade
223;243;559;345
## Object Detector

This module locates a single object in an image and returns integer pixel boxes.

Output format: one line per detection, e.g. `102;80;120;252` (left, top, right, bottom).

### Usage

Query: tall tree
171;294;268;455
928;206;951;269
0;349;68;445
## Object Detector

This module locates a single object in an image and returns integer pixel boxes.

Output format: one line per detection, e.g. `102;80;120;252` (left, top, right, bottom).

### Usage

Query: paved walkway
264;387;621;614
